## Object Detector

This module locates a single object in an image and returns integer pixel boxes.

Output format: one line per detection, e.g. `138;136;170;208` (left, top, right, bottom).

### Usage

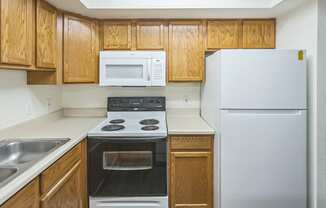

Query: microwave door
100;58;151;86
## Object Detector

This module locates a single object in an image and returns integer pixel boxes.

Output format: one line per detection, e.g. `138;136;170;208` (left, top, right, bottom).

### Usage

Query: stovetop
88;111;167;137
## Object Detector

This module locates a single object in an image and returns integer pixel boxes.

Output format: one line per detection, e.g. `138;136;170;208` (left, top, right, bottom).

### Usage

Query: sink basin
0;138;70;187
0;139;69;165
0;167;18;184
0;140;64;164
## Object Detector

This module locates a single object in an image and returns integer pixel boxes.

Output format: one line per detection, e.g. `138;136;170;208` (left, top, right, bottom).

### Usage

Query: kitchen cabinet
36;0;57;69
206;20;242;50
242;19;275;48
40;140;87;208
169;135;213;208
168;21;205;82
64;14;99;83
0;178;40;208
0;0;34;67
103;21;132;50
28;11;64;85
136;21;166;50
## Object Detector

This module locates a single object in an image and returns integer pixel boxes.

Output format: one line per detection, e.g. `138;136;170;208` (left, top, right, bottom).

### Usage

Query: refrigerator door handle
225;109;304;116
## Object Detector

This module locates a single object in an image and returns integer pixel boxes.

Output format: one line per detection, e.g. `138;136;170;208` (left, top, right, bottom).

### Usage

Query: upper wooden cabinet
36;0;57;69
103;21;132;50
136;21;165;50
168;21;204;82
1;0;34;66
242;20;275;49
206;20;242;50
64;14;99;83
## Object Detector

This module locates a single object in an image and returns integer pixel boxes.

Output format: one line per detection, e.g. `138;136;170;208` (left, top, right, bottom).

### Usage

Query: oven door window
88;138;167;197
103;151;153;171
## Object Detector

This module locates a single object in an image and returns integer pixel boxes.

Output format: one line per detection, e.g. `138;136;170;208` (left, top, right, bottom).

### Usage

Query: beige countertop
167;109;215;135
0;108;214;205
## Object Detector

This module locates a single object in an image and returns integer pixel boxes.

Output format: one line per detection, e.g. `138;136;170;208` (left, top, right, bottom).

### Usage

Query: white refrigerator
201;49;307;208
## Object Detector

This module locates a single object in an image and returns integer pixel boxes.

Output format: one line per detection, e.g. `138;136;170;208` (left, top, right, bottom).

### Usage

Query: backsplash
62;83;201;109
0;70;62;130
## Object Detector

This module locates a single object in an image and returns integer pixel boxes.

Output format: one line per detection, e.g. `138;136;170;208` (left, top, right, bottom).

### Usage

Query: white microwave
99;51;166;86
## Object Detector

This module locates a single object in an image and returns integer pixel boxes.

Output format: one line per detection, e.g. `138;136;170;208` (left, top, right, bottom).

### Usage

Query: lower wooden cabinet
40;160;84;208
0;140;87;208
40;140;87;208
0;178;39;208
169;135;213;208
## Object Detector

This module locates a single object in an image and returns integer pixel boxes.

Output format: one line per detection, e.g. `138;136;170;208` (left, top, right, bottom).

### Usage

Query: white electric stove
87;97;168;208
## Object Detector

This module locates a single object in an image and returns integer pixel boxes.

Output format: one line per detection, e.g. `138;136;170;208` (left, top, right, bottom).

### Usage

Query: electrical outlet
46;97;52;111
184;95;189;103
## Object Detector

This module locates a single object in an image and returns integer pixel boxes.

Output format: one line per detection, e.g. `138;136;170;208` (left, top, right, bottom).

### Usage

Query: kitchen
0;0;324;208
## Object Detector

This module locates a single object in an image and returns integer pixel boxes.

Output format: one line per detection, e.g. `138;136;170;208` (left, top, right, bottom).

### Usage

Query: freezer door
220;50;307;109
220;109;307;208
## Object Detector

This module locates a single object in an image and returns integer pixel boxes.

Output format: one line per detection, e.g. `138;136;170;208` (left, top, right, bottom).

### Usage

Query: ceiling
46;0;308;19
79;0;284;9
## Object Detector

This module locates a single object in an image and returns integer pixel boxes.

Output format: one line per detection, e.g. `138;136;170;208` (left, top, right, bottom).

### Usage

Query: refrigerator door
220;109;307;208
220;50;307;109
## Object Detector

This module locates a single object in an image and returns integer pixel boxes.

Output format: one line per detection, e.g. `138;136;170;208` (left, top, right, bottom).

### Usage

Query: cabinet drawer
170;136;213;151
40;143;82;194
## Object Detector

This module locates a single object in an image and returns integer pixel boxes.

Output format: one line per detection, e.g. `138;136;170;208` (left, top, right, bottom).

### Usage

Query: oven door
88;137;167;197
100;57;152;86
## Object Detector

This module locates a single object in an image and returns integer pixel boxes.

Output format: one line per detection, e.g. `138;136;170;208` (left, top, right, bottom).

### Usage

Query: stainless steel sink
0;167;18;184
0;138;70;188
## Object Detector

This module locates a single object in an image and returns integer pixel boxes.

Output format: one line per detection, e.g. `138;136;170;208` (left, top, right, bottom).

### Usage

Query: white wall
62;83;201;109
317;0;326;207
0;70;62;130
276;0;318;207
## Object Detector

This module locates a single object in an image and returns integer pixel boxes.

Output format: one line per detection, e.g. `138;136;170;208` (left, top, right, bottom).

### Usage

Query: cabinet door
168;21;204;81
0;178;39;208
242;20;275;49
36;0;57;69
103;21;132;50
64;15;98;83
40;160;84;208
1;0;33;66
136;21;165;50
170;152;213;208
207;20;242;50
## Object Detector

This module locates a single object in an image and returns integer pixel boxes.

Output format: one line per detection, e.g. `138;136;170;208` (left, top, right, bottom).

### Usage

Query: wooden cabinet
168;21;204;82
103;21;132;50
0;178;39;208
40;141;87;208
36;0;57;69
242;20;275;49
169;135;213;208
136;21;165;50
206;20;242;50
0;0;34;66
64;14;99;83
28;11;64;85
